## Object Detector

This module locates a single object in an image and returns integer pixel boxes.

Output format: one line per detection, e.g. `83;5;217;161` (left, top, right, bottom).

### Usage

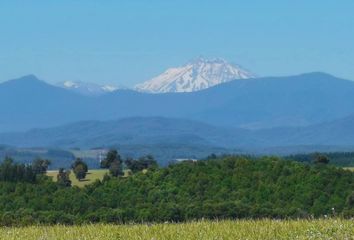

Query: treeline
286;152;354;167
0;157;50;183
0;155;352;226
100;150;157;177
54;150;159;186
0;151;158;185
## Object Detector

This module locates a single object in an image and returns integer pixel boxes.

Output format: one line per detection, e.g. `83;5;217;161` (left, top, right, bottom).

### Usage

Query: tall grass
0;219;353;240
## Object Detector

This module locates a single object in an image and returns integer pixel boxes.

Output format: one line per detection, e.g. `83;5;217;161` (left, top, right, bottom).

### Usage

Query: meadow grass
0;219;353;240
47;169;108;187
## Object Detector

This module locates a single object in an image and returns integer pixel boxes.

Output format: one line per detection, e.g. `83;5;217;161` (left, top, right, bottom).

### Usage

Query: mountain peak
135;57;255;93
15;74;41;82
1;74;47;87
189;57;231;66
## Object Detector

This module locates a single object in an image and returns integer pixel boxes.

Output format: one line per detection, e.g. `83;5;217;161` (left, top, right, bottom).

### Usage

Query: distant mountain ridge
135;57;255;93
0;117;251;148
2;116;354;161
255;113;354;146
1;72;354;132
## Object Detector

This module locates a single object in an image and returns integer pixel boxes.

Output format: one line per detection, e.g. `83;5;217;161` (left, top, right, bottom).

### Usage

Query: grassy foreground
47;169;108;187
1;219;353;240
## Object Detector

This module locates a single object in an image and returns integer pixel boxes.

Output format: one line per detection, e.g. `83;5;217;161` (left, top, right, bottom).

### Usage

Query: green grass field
0;219;353;240
47;169;108;187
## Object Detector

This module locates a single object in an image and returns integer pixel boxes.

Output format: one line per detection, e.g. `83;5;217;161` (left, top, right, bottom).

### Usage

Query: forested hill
0;156;353;225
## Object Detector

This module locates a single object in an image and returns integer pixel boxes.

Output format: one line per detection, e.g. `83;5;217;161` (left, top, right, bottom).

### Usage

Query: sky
0;0;354;86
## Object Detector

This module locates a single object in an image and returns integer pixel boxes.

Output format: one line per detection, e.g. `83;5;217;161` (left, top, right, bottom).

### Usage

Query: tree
71;158;88;181
124;157;138;172
74;164;87;181
109;160;123;177
138;155;158;169
57;168;71;187
125;155;158;173
101;149;121;169
314;154;330;165
0;157;36;183
71;158;88;172
32;158;51;174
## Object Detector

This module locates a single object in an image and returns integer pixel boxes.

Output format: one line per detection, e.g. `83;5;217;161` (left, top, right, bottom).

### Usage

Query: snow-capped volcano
57;81;119;96
135;57;255;93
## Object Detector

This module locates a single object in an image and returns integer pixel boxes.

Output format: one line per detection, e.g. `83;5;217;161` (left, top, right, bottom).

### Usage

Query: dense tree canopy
0;157;36;183
0;156;352;226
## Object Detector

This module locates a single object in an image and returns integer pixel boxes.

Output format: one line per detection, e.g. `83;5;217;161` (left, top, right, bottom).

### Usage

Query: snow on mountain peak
57;81;118;96
101;85;118;92
135;57;255;93
63;81;79;89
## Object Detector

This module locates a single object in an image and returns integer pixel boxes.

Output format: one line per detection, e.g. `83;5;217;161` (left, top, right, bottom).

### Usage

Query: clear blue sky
0;0;353;86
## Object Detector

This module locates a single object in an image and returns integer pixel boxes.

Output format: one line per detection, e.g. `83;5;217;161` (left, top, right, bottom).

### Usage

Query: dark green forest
0;156;353;226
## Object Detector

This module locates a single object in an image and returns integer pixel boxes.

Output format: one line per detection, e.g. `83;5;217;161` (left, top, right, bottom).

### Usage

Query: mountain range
0;117;250;148
1;70;354;162
54;58;254;96
1;72;354;133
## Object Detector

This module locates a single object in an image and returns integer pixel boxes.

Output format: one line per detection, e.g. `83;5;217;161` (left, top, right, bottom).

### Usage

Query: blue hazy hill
3;113;354;148
1;72;354;132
